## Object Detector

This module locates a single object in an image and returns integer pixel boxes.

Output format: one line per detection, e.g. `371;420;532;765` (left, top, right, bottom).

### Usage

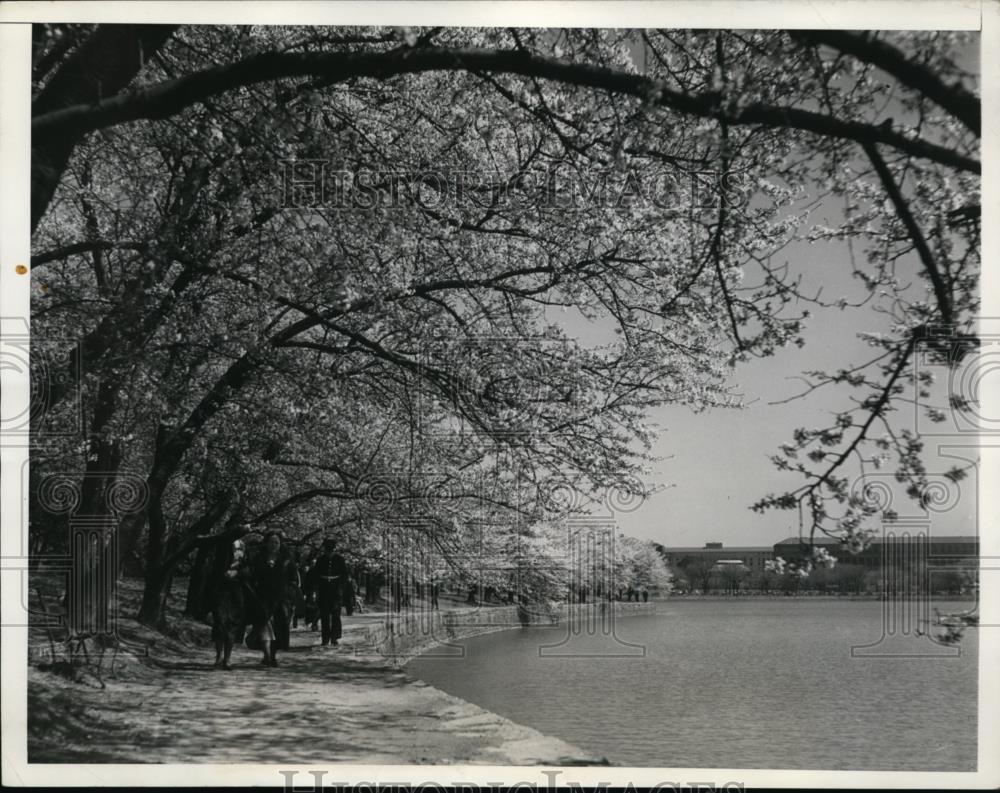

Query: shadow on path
29;616;606;767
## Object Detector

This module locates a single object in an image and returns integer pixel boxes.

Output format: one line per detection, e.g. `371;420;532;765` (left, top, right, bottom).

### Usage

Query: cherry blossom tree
29;25;979;627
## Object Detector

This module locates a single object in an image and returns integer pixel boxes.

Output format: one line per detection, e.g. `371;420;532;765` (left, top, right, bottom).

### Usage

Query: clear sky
559;228;980;550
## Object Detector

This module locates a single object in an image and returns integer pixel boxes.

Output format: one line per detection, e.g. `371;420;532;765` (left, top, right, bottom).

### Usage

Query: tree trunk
137;485;170;627
138;564;171;629
137;488;236;627
364;572;383;604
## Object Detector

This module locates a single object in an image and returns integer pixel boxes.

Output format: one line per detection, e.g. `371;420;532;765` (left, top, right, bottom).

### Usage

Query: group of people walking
207;533;353;669
623;586;650;602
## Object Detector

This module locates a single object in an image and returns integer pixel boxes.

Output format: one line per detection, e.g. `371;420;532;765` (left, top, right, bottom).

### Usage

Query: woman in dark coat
208;538;249;670
248;531;295;666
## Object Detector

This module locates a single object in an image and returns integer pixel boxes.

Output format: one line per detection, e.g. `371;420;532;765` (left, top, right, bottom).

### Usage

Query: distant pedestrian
350;577;366;614
294;546;317;629
642;588;649;602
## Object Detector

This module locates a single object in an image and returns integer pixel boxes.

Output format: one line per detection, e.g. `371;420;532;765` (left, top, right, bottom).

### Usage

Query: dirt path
28;614;606;766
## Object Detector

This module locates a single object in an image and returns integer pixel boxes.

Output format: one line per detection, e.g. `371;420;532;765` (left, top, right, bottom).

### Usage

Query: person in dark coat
308;537;353;646
429;576;440;611
249;531;295;666
208;537;250;670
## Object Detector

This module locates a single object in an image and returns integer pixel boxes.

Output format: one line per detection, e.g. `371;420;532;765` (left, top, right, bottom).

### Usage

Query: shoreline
662;592;977;601
371;600;658;667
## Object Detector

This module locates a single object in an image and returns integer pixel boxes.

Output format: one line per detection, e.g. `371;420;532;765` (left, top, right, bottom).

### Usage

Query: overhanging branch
862;141;954;327
790;30;980;136
33;46;980;176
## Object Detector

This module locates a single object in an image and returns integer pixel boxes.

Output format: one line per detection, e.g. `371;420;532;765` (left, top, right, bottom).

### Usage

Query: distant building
772;534;979;572
657;542;773;575
656;534;979;585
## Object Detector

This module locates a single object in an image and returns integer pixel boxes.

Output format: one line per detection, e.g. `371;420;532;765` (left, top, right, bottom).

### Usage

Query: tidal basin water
408;599;978;770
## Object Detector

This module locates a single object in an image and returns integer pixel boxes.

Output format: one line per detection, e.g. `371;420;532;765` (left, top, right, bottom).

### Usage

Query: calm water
408;599;978;770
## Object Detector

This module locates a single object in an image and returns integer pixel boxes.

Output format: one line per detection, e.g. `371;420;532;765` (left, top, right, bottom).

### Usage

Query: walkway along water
28;587;655;765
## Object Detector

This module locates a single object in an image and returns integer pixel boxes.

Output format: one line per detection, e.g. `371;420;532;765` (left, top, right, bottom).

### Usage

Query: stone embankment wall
362;601;656;665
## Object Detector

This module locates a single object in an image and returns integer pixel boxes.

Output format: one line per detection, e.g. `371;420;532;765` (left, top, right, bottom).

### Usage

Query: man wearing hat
307;537;354;646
